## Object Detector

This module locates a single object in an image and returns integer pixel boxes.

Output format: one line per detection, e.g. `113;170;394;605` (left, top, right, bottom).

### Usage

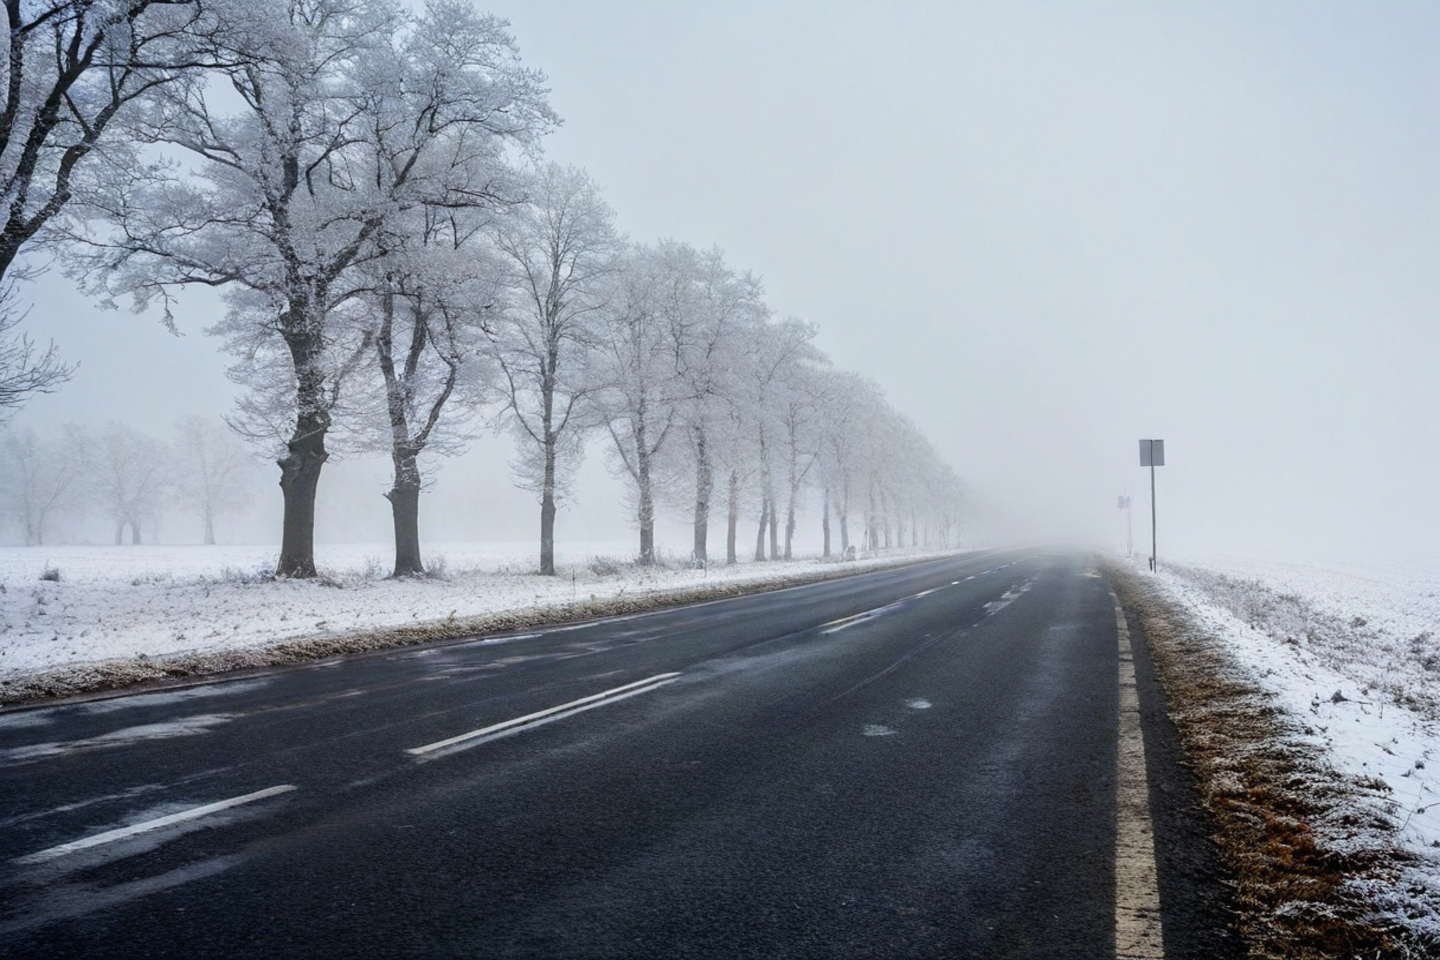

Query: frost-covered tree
173;414;255;544
0;284;73;417
491;163;617;575
735;317;820;560
651;242;766;565
775;347;829;559
345;3;546;577
66;0;551;577
592;243;691;564
0;0;211;414
813;370;882;556
91;420;169;543
0;421;86;544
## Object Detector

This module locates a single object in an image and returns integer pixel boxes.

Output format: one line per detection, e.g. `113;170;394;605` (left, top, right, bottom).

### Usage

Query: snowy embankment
1139;554;1440;950
0;542;955;704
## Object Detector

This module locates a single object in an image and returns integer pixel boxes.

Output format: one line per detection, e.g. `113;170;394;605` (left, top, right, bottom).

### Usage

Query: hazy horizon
7;1;1437;565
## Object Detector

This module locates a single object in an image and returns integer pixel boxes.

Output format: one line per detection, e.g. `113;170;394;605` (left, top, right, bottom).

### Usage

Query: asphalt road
0;550;1242;958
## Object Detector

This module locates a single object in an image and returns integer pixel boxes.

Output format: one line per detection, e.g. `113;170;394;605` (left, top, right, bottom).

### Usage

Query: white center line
406;673;681;757
1110;590;1165;960
16;785;297;865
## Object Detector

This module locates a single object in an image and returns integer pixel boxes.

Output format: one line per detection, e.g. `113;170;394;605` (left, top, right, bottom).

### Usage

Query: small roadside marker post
1139;439;1164;572
1117;495;1132;559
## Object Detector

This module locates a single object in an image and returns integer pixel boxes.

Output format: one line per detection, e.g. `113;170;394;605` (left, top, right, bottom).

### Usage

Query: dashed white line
405;673;681;757
1110;590;1165;959
16;785;297;865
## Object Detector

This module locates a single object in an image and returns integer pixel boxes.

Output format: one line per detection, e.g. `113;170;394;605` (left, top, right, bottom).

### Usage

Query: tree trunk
784;495;796;560
692;428;711;565
839;506;849;553
130;519;141;545
276;407;328;578
637;455;655;565
275;298;333;579
386;449;424;577
540;433;558;576
768;505;779;560
753;496;768;561
114;523;123;545
726;470;739;565
822;488;831;558
204;508;216;546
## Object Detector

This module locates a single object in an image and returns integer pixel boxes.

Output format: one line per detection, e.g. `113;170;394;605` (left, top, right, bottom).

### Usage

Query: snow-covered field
1150;554;1440;941
0;541;944;683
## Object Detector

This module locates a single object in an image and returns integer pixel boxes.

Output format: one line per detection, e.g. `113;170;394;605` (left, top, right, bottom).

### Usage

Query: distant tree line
0;0;971;577
0;417;257;546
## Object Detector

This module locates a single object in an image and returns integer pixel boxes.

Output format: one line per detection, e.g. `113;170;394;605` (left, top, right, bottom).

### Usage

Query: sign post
1139;439;1164;571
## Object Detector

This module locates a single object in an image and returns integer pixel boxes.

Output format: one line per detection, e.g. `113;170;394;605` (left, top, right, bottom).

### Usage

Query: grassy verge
1106;560;1420;959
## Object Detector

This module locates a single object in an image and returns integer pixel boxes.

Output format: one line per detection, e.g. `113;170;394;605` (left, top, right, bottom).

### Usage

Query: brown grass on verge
1106;561;1421;960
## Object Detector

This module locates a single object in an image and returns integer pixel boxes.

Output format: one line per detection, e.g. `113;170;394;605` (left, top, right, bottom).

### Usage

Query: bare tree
173;414;255;544
0;1;213;413
66;0;552;577
0;421;86;544
348;4;543;577
653;243;767;565
0;282;74;417
1;0;210;277
92;420;169;543
491;163;617;575
593;243;688;564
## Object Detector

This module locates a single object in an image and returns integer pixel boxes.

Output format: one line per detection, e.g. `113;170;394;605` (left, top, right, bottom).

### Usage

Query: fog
12;1;1439;563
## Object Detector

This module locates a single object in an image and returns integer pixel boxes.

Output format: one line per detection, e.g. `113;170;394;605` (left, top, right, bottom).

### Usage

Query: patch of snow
0;541;953;684
1144;554;1440;942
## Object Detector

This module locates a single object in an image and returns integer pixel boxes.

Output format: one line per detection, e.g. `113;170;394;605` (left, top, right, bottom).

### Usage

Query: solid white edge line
16;784;297;865
405;673;682;757
1111;590;1165;960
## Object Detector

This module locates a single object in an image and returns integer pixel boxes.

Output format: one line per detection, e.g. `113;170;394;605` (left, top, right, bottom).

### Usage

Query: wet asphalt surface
0;550;1242;958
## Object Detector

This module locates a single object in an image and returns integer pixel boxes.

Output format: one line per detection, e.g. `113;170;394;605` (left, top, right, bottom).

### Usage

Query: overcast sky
15;1;1440;561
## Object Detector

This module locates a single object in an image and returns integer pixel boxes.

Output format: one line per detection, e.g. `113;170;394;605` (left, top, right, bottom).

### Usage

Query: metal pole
1149;462;1157;572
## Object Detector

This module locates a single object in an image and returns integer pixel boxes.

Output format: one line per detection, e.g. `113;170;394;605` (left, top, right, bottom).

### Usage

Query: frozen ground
1149;553;1440;942
0;541;948;683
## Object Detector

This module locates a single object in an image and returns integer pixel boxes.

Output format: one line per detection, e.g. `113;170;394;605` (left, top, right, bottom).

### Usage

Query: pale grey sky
15;1;1440;560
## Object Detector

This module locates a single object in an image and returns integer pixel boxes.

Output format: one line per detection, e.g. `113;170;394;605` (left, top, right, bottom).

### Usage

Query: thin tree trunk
637;456;655;565
754;496;768;561
540;434;557;576
204;507;216;546
768;504;779;560
130;519;141;545
114;523;123;545
822;487;831;558
692;427;711;564
726;470;739;565
386;449;424;577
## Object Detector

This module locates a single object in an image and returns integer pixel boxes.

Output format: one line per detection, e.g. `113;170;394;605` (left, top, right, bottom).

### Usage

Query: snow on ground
1150;554;1440;940
0;541;948;682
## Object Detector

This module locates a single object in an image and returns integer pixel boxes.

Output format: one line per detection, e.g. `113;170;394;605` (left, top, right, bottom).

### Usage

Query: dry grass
1107;561;1425;959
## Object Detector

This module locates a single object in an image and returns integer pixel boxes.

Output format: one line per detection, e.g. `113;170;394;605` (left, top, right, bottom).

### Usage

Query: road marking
1110;590;1165;960
15;785;297;865
405;673;681;757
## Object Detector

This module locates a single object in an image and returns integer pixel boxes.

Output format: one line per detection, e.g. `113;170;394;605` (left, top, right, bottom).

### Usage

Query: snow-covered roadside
0;542;959;702
1146;555;1440;947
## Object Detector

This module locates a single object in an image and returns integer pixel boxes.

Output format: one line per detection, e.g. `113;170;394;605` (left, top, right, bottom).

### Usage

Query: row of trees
1;0;969;577
0;417;255;546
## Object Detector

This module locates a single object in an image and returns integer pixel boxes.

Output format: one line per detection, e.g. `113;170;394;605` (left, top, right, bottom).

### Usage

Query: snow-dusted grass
1130;554;1440;953
0;541;952;698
